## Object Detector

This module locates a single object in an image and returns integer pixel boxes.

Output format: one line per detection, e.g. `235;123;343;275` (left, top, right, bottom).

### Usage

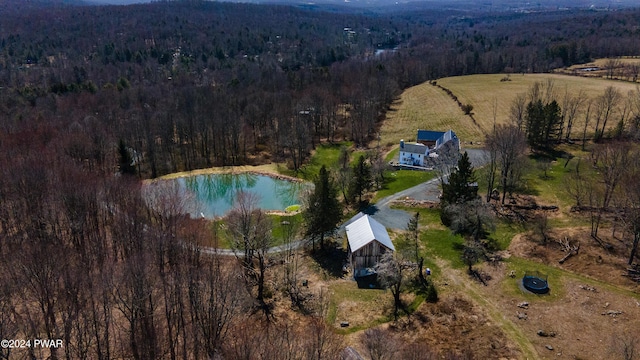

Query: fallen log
558;238;580;264
470;269;488;286
503;203;559;211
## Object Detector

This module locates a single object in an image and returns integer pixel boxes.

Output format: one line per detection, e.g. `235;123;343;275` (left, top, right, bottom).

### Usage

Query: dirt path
435;258;540;360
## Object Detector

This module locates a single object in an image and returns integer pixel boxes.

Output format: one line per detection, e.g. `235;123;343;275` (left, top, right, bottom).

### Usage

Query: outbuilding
345;213;394;278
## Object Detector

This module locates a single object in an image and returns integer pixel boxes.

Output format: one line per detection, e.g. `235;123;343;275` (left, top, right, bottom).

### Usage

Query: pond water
151;172;309;218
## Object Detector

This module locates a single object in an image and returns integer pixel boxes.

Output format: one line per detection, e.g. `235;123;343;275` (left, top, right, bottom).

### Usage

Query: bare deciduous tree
605;58;621;80
361;328;399;360
226;191;274;304
565;159;588;207
485;124;528;204
374;252;406;320
609;331;638;360
594;86;621;141
510;93;527;131
590;142;632;240
562;89;585;142
622;155;640;265
582;100;593;151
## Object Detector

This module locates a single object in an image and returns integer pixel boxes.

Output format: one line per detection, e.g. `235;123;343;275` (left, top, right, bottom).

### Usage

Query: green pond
153;172;309;218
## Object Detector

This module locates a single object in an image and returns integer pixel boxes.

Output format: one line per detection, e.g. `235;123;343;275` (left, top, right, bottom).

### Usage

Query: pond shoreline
150;164;303;183
146;164;308;218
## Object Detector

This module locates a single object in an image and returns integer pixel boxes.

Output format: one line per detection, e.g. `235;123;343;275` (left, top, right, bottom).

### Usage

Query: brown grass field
379;73;640;147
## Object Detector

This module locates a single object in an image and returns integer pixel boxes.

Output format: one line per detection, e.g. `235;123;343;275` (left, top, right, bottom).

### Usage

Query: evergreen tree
544;100;562;143
304;165;342;250
526;100;562;148
526;100;545;148
441;152;477;205
348;155;371;204
441;152;478;227
118;139;136;175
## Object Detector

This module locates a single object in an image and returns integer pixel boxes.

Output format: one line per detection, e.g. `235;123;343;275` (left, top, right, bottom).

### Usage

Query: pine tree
441;152;478;227
526;100;562;148
441;152;477;205
304;165;342;250
543;100;562;143
118;139;136;175
348;155;371;204
526;100;545;148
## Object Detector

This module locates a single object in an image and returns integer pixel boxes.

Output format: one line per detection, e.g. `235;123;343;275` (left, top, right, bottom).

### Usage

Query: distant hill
57;0;640;11
81;0;151;4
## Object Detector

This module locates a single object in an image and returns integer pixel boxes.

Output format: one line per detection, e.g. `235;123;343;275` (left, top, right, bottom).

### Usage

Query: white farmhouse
398;140;430;167
398;129;459;168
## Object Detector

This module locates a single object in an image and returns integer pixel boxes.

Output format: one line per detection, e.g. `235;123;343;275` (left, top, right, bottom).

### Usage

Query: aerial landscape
1;0;640;359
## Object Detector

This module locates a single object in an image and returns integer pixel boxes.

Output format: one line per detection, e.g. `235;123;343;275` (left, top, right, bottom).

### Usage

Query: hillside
381;73;640;146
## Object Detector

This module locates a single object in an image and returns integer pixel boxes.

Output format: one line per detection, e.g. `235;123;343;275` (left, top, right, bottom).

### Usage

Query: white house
346;213;394;278
398;129;459;167
398;140;429;167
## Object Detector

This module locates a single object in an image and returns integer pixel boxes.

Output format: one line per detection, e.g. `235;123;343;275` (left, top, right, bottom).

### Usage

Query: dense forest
3;1;640;176
2;0;640;358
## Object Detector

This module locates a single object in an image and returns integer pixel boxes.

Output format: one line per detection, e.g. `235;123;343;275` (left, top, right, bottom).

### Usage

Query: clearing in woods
379;73;640;146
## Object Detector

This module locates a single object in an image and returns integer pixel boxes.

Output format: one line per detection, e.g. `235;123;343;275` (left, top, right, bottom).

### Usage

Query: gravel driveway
364;148;489;230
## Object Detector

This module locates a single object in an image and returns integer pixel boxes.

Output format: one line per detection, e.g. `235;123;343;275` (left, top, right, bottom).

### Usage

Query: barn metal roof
345;214;394;253
417;130;446;141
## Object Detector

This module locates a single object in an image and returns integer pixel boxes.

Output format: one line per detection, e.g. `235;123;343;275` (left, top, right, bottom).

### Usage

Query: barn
345;213;394;278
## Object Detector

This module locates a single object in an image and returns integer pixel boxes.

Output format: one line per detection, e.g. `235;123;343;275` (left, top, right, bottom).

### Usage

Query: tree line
4;2;640;178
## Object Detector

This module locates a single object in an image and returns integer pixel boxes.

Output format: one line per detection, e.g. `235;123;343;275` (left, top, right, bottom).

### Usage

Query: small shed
345;214;394;278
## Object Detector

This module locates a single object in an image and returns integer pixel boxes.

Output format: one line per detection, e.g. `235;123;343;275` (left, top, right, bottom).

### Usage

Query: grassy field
380;73;640;146
372;169;435;202
378;83;477;147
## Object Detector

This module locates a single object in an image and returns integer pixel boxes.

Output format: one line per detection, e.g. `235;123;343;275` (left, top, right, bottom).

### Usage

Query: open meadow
380;73;640;146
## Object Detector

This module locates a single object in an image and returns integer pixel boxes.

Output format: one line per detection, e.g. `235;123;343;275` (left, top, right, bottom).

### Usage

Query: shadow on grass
310;243;348;279
452;242;465;251
514;183;541;196
380;175;397;189
529;148;572;161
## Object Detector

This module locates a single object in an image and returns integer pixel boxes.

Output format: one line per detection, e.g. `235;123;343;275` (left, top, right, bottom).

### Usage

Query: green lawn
285;142;353;180
270;213;304;243
287;141;369;181
392;207;466;272
489;221;524;251
373;169;435;202
385;147;399;162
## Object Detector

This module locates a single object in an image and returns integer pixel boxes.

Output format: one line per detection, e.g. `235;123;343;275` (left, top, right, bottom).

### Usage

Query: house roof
345;214;394;253
417;130;446;142
401;142;428;154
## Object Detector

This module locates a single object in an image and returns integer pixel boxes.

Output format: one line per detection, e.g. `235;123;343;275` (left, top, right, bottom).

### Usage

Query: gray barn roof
345;214;394;252
401;142;429;154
